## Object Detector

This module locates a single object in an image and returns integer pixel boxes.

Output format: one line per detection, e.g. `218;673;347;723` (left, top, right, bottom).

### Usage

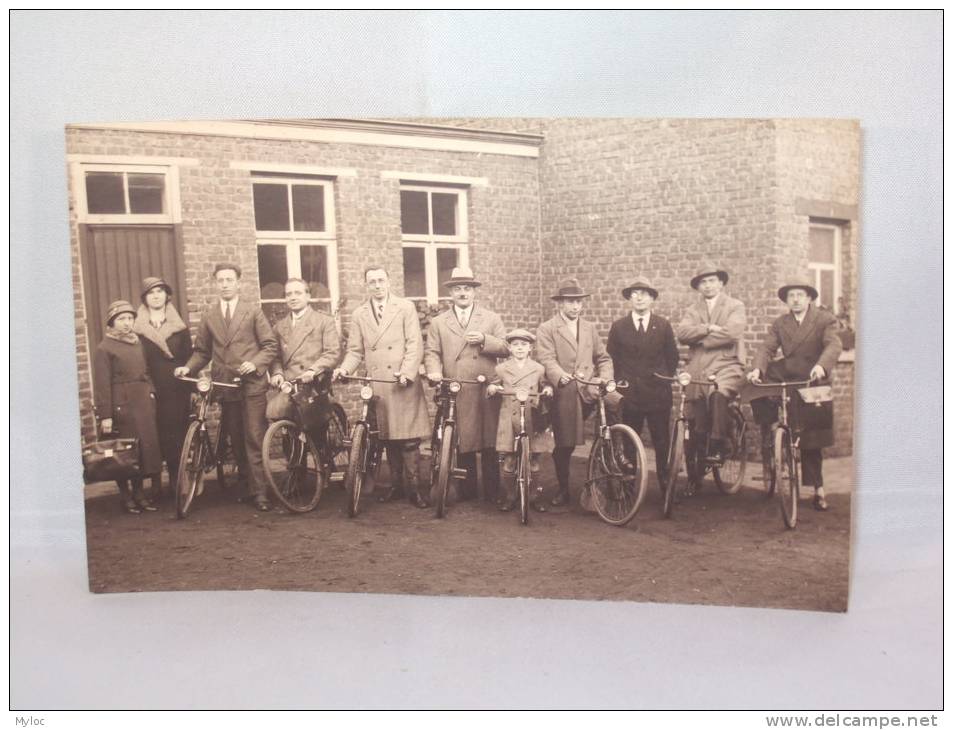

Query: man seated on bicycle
486;329;554;513
268;278;341;426
747;282;842;511
675;263;747;465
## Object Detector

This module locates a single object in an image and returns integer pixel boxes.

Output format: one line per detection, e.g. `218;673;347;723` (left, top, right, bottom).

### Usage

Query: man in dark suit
607;277;679;491
747;282;842;511
175;263;278;511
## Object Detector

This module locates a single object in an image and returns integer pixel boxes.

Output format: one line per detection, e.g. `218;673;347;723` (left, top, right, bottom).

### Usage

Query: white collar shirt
454;305;473;328
221;299;236;320
631;311;651;332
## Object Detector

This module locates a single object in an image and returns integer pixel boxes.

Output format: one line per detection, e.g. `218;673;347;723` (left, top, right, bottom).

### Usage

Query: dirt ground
85;448;852;612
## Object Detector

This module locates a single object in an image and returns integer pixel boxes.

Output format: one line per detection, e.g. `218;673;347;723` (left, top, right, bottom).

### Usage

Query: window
808;221;843;312
252;176;338;306
400;185;469;303
74;163;180;223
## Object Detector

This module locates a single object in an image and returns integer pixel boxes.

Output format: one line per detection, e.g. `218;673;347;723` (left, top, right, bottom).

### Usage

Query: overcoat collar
444;305;487;362
556;313;581;352
500;358;539;386
781;304;819;354
698;293;726;324
212;298;249;346
278;308;316;361
361;296;401;347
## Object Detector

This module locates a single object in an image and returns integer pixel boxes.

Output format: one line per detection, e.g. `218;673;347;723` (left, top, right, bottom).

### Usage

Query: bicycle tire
776;427;798;529
176;420;204;519
263;419;324;513
714;406;748;494
323;403;350;482
345;423;368;518
518;436;530;526
434;424;454;519
213;420;238;492
663;420;685;518
589;423;648;526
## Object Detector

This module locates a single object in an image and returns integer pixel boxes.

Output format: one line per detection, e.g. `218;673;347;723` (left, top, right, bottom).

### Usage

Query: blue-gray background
10;10;942;709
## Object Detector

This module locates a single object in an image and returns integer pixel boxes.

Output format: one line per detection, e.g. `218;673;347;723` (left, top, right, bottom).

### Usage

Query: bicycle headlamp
197;377;212;393
605;380;617;393
515;388;529;403
677;372;692;387
360;385;374;401
448;381;462;394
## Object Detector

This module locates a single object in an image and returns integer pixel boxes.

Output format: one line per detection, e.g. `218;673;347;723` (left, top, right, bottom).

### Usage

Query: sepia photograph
69;117;858;612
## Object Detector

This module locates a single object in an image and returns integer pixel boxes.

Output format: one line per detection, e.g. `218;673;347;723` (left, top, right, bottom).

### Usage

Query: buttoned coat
675;293;747;399
185;297;278;401
750;304;842;450
607;312;679;413
339;296;430;441
270;307;341;381
536;315;614;447
423;305;508;453
490;357;551;454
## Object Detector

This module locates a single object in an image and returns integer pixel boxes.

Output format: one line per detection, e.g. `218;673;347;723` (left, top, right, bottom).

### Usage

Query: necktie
224;302;232;328
637;318;645;333
376;302;384;322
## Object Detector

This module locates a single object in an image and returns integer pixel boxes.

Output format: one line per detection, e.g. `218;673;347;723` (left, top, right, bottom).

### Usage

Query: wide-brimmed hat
690;262;729;290
444;267;482;288
550;278;591;300
505;328;536;344
621;276;659;300
778;282;819;302
140;276;173;301
105;300;136;326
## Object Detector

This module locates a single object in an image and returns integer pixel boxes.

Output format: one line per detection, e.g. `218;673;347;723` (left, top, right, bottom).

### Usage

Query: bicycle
337;373;400;518
174;374;241;519
261;372;349;513
572;375;648;527
427;374;487;518
749;379;814;529
654;372;748;518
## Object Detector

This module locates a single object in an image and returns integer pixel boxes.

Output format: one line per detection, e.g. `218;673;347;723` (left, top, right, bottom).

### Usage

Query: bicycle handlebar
654;372;719;387
428;375;487;386
569;374;628;390
339;374;401;384
750;379;814;388
176;374;241;389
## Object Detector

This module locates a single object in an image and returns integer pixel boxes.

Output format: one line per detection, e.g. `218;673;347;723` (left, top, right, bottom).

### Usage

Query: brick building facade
67;118;858;456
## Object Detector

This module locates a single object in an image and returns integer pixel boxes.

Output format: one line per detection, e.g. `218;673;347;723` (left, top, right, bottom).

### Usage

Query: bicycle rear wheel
776;427;799;529
322;403;349;487
263;419;324;513
434;424;454;519
714;406;748;494
176;420;204;519
213;417;238;492
518;437;530;526
345;423;368;518
663;420;685;518
588;424;648;526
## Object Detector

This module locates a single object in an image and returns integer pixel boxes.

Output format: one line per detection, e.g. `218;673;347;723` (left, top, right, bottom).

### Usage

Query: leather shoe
410;491;430;509
532;501;547;513
377;486;405;503
813;494;829;511
550;490;570;507
121;498;141;515
499;499;516;512
254;499;272;512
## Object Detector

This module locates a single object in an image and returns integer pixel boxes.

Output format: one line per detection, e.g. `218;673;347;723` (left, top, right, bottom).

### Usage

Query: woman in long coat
134;276;193;497
93;300;163;514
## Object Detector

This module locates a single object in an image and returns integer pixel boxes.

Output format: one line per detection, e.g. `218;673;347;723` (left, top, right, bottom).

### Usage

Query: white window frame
71;162;182;224
251;175;339;308
808;221;843;313
399;184;470;304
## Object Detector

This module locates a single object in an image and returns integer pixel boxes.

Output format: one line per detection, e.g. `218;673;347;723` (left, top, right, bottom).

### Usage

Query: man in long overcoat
176;263;278;511
334;266;431;508
424;267;508;503
747;282;842;511
675;263;747;463
536;278;615;507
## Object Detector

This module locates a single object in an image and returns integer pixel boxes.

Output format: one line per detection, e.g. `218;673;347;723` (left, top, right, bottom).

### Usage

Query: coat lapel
556;317;578;352
283;309;314;361
224;299;249;346
509;360;537;386
370;298;400;347
450;307;478;362
784;305;818;355
708;294;727;325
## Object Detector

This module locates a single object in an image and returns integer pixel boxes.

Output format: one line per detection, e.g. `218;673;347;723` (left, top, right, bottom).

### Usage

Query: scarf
105;329;140;345
134;303;187;360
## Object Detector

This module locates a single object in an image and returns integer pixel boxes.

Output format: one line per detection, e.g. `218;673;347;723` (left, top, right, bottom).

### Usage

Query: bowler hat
690;262;729;290
140;276;173;301
621;276;659;300
550;278;591;300
505;328;536;344
778;282;819;302
105;300;136;327
444;266;482;288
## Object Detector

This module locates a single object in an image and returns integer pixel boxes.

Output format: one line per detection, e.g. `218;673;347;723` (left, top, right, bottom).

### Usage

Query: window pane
85;172;126;214
431;193;458;236
819;270;835;311
292;185;325;232
402;247;426;298
436;248;459;291
253;183;290;231
257;245;288;300
809;226;835;264
300;245;330;299
127;173;165;214
400;190;429;235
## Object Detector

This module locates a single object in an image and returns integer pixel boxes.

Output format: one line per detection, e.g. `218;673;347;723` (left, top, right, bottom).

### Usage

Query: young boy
486;329;554;513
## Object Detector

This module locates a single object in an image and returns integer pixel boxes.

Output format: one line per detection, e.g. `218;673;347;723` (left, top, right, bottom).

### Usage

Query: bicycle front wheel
776;427;799;529
263;419;324;513
518;437;530;526
433;424;454;519
663;420;685;519
323;403;349;486
345;423;368;518
588;424;648;526
714;406;748;494
176;420;205;519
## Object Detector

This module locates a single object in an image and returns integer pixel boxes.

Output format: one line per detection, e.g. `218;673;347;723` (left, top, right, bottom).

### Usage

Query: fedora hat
690;262;729;290
778;282;819;302
621;276;659;300
140;276;173;301
504;328;536;344
550;278;591;300
444;267;481;288
105;300;136;327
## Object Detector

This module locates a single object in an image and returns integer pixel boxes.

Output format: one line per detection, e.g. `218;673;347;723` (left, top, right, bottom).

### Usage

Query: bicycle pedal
341;438;352;447
329;471;345;483
452;468;469;480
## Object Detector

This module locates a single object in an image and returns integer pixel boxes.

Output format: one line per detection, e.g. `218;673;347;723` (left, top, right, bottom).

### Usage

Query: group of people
92;258;841;516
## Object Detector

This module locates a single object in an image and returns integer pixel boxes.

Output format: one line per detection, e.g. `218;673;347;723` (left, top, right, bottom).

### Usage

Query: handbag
82;438;141;484
795;385;834;433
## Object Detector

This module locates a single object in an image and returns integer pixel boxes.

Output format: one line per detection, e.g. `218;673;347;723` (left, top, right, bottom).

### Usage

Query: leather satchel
797;385;833;405
82;438;141;484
